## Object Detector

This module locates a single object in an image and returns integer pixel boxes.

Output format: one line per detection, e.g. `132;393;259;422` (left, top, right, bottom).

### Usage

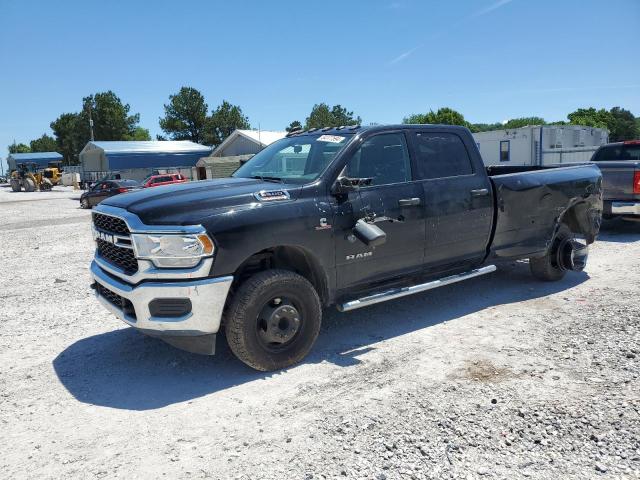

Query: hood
102;177;300;225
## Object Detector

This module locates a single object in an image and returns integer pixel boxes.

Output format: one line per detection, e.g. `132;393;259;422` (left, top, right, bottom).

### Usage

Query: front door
90;182;110;206
333;131;426;289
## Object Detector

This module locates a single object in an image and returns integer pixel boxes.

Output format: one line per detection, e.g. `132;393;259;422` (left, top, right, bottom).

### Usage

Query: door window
412;132;474;179
344;133;412;186
500;140;510;162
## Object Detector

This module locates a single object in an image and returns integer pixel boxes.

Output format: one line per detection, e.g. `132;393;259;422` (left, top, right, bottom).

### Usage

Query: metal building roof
85;141;211;154
8;152;63;161
80;141;212;170
235;130;287;147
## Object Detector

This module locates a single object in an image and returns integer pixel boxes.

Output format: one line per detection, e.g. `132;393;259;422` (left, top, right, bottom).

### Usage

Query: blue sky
1;0;639;171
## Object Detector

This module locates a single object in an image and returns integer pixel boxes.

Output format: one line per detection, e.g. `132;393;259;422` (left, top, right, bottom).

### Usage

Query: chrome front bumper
611;201;640;216
90;260;233;336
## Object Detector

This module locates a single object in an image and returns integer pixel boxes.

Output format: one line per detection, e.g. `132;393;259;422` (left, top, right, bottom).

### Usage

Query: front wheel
224;269;322;371
80;198;90;209
10;179;21;192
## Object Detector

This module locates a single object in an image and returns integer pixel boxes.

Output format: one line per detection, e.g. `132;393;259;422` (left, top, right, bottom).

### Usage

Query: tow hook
557;238;588;271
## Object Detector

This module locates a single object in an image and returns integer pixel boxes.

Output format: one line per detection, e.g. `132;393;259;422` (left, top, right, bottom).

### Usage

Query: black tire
81;198;90;209
23;178;36;192
10;179;21;192
41;178;53;191
529;225;572;282
224;269;322;371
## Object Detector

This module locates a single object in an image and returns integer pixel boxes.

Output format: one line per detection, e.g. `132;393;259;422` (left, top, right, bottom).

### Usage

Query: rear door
333;131;426;288
408;130;493;272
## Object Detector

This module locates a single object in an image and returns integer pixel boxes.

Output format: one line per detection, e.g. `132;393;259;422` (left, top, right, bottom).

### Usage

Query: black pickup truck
89;125;602;371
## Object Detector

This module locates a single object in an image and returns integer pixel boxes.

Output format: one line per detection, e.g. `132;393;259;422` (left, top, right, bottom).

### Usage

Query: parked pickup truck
89;125;603;371
590;140;640;219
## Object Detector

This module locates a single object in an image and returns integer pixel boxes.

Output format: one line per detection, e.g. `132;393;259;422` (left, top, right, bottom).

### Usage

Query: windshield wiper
250;175;283;183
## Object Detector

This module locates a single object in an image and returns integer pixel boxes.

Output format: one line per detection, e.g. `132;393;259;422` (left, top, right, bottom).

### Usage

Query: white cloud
387;45;421;65
471;0;514;18
387;0;515;66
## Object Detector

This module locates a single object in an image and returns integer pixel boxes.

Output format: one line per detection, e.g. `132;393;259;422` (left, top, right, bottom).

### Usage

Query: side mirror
331;176;372;196
353;219;387;247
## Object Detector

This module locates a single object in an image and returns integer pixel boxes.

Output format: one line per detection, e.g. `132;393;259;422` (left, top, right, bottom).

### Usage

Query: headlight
131;233;214;268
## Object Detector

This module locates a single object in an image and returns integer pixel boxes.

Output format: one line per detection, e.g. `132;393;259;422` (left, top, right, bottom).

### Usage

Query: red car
142;173;189;188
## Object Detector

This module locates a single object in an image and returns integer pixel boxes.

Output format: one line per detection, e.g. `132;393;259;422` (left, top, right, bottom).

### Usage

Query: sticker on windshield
317;135;345;143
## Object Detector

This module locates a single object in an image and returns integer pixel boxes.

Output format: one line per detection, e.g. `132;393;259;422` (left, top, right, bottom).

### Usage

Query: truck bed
486;163;602;260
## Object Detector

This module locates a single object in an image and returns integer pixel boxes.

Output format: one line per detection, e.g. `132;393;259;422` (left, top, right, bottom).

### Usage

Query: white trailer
473;125;608;166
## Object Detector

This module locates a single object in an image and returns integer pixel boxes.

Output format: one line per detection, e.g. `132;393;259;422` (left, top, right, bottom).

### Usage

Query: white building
211;129;287;157
473;125;608;166
193;129;287;180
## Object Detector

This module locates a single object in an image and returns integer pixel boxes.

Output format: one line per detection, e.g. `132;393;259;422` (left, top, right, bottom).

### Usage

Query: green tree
204;100;250;146
607;107;638;142
29;134;58;152
49;91;146;165
286;120;302;132
123;126;152;141
304;103;361;129
8;142;31;154
503;117;546;129
159;87;208;143
50;113;83;165
567;107;611;130
468;122;504;133
78;91;141;142
403;107;468;127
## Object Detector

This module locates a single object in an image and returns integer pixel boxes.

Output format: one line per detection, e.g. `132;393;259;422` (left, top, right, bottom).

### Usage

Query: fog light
149;298;192;318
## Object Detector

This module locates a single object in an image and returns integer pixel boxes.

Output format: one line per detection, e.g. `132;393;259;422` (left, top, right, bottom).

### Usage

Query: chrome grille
96;238;138;275
93;213;130;235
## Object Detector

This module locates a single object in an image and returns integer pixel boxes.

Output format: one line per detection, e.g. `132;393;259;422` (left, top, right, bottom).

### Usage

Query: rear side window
345;133;412;186
593;145;640;161
412;132;474;179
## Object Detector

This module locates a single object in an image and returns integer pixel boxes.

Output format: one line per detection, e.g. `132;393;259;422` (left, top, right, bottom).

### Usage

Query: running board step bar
338;265;497;312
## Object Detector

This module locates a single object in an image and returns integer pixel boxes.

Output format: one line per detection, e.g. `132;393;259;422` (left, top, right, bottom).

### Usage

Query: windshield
233;134;353;184
592;144;640;161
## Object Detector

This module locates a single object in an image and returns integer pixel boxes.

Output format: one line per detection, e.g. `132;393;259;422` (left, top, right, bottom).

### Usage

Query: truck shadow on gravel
53;262;588;411
598;219;640;243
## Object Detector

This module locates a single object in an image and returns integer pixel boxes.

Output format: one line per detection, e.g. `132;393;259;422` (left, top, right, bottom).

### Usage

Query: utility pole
87;103;95;141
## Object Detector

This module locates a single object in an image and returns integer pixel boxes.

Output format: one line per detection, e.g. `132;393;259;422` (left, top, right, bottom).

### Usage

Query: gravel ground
0;189;638;480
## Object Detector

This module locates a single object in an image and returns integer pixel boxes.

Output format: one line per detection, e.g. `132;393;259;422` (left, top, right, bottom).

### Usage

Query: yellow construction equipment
10;162;62;192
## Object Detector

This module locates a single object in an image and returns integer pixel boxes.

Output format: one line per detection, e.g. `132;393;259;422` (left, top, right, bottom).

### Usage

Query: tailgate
593;161;640;201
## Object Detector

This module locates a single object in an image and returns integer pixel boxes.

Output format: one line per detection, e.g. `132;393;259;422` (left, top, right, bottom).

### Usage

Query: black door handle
398;197;421;207
470;188;489;197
